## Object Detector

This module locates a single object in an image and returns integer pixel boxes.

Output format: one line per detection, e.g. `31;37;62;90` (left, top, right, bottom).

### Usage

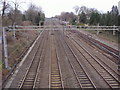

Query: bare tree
8;8;22;25
1;0;10;26
25;3;45;25
73;6;80;15
58;12;77;25
73;6;80;24
10;0;25;25
73;5;99;24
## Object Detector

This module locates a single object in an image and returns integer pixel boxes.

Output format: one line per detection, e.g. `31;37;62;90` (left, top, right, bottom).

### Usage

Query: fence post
63;26;64;35
13;25;16;39
97;23;100;35
113;25;116;35
3;27;10;69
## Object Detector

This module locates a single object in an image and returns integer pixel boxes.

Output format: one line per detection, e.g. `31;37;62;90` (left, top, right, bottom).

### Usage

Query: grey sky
1;0;120;17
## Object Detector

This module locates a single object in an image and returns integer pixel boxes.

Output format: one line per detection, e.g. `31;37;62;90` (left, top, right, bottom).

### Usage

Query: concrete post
3;27;9;69
63;26;64;35
0;27;2;89
39;21;41;26
97;23;100;35
13;26;16;39
118;1;120;82
113;25;116;35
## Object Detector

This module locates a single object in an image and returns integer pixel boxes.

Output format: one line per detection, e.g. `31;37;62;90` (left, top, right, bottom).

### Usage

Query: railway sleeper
25;79;34;82
82;84;93;87
104;77;113;79
29;70;38;72
81;82;92;85
102;76;112;78
25;77;35;80
110;83;120;87
51;71;59;73
51;81;61;84
109;81;119;84
77;74;87;77
82;86;94;88
22;86;33;88
51;76;60;79
79;80;90;83
100;73;110;76
51;73;60;75
106;79;116;81
26;73;35;75
51;86;62;88
76;72;85;75
98;70;107;73
26;76;35;78
51;78;61;81
80;79;90;82
51;84;62;87
51;74;60;77
27;73;36;75
79;78;88;80
78;77;87;79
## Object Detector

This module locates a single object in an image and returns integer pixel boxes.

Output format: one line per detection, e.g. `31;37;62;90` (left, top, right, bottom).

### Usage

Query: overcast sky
5;0;120;17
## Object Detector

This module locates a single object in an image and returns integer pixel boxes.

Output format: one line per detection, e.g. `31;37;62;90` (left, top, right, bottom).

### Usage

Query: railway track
68;30;120;75
70;30;119;60
55;30;96;88
4;20;120;89
65;31;120;89
33;30;50;88
18;31;48;89
2;31;42;89
49;30;63;88
67;31;119;76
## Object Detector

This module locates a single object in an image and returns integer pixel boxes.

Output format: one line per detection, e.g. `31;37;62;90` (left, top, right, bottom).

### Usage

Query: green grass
85;30;118;43
0;61;4;69
99;31;118;43
0;62;2;69
85;30;97;34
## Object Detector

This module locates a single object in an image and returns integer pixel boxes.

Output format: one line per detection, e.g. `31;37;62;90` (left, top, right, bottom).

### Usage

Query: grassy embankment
84;30;119;44
2;28;40;80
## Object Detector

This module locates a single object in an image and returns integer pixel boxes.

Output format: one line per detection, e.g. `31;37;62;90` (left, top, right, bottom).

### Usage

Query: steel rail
19;31;46;89
70;31;120;77
70;30;119;59
67;33;120;89
74;32;118;64
32;31;49;89
56;30;96;89
49;30;63;88
54;30;64;89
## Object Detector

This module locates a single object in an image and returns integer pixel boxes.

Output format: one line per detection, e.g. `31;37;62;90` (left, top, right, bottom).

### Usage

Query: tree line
0;0;45;26
56;5;120;26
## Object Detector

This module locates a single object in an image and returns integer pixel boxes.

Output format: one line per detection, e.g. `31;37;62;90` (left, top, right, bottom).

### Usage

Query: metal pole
3;27;9;69
0;25;2;90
